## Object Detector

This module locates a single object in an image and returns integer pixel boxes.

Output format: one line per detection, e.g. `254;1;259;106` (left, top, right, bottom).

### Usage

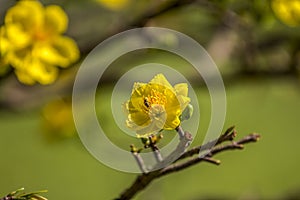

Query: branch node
203;156;221;165
149;135;164;163
118;128;261;200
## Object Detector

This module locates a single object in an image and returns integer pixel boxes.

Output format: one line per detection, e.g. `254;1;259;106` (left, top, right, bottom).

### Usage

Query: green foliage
2;188;47;200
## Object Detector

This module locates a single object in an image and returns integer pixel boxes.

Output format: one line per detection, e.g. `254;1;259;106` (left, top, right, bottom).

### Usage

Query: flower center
142;89;168;124
143;89;167;110
33;29;49;41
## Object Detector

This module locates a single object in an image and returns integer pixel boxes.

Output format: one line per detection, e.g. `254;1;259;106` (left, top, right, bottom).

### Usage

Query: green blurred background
1;0;300;199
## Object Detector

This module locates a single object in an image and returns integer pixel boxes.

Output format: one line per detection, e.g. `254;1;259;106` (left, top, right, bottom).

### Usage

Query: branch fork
117;126;260;200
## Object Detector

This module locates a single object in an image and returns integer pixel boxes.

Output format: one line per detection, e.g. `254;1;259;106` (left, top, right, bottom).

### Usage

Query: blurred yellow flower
0;0;80;85
95;0;129;11
124;74;191;137
271;0;300;27
42;98;75;139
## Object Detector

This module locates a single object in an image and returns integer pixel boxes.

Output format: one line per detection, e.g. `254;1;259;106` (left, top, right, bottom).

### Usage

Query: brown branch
177;126;236;161
160;133;260;177
151;131;192;171
116;130;260;200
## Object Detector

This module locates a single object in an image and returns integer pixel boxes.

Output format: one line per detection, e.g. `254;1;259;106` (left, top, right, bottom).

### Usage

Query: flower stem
132;152;148;173
176;126;185;139
152;147;163;163
149;135;163;163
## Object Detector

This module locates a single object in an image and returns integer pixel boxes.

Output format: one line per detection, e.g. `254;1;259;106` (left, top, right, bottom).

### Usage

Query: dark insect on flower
144;97;150;108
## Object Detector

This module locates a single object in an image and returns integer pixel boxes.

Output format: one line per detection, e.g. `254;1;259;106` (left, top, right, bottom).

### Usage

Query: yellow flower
124;74;191;137
95;0;130;11
0;0;80;85
42;98;75;139
271;0;300;27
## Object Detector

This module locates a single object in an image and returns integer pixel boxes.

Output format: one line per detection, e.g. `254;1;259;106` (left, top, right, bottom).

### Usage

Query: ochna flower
95;0;130;11
0;0;80;85
42;98;75;139
124;74;191;137
271;0;300;27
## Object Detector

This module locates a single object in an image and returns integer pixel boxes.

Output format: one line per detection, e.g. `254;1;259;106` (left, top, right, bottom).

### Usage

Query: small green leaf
29;194;48;200
8;188;25;196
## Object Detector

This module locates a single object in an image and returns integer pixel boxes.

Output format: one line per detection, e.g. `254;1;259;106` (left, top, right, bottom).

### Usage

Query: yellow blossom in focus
95;0;129;11
124;74;191;137
0;0;80;85
271;0;300;27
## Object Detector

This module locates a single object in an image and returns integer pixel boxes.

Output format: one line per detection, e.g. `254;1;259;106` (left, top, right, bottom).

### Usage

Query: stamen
147;89;167;105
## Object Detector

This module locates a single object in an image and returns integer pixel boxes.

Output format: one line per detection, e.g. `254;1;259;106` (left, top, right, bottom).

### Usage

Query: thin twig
151;131;192;171
202;157;221;165
175;126;185;139
160;133;260;177
132;152;148;174
149;135;164;163
116;131;260;200
152;148;163;163
177;126;237;161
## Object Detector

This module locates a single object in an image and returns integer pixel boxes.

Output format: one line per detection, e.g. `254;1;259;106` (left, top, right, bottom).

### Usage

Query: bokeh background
1;0;300;199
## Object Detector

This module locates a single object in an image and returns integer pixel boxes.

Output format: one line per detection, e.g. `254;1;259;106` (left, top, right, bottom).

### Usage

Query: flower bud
180;104;193;121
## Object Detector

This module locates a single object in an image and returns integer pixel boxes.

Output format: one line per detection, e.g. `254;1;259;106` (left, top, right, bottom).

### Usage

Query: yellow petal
0;27;9;54
129;111;150;126
164;100;181;129
7;48;31;70
125;100;149;125
122;101;130;115
28;61;58;84
4;0;45;49
130;84;146;109
44;5;68;34
291;0;300;23
272;0;300;27
135;125;161;137
174;83;188;97
125;100;140;114
5;24;31;49
34;36;79;68
177;95;191;111
16;58;59;84
150;73;173;89
15;69;35;85
164;88;181;109
49;36;80;67
5;0;43;32
164;116;180;130
132;82;146;94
